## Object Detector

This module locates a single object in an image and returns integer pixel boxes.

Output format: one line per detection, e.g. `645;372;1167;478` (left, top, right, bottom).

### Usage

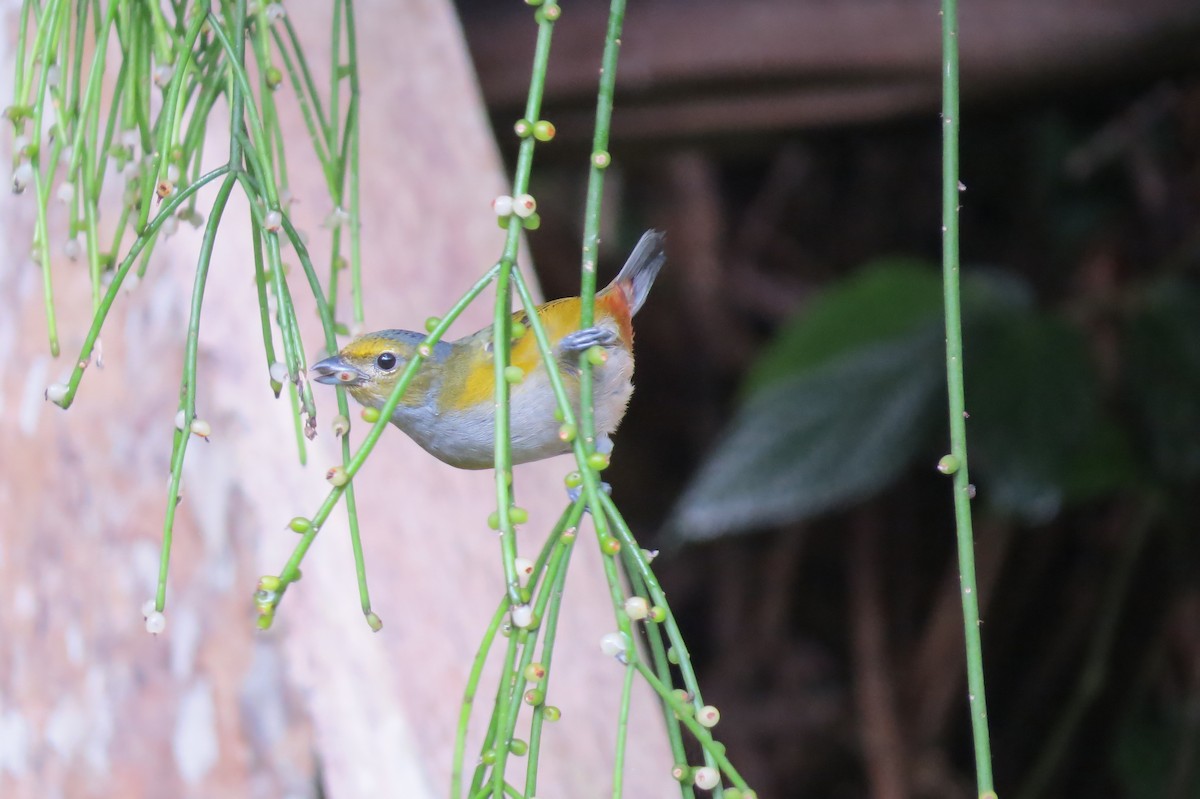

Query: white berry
513;194;537;218
514;557;535;586
145;611;167;635
512;604;534;628
491;195;514;216
624;596;650;621
599;632;627;657
692;766;719;790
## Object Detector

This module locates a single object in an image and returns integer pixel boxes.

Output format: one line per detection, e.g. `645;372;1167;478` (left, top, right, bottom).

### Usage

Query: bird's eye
376;352;397;371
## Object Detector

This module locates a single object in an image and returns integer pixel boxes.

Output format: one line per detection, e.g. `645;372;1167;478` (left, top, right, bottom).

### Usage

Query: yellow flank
439;347;492;413
437;297;589;414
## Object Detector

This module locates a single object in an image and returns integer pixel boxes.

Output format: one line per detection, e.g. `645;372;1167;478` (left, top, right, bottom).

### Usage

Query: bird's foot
559;326;619;355
566;481;612;512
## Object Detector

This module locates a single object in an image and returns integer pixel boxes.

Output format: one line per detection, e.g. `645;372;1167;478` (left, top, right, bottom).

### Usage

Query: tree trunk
0;2;674;797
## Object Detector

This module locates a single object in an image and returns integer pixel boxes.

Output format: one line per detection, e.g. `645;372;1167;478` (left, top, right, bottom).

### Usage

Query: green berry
671;764;690;783
257;575;282;592
361;407;381;423
511;322;527;339
650;605;668;623
509;739;528;756
937;454;960;474
365;611;383;632
592;150;611;168
504;365;524;383
265;66;283;89
326;466;348;487
587;452;610;471
558;422;577;442
481;748;497;765
524;662;547;681
487;511;500;530
543;705;561;722
288;516;311;533
533;120;556;141
2;105;33;123
564;470;583;488
667;646;681;664
521;212;541;230
331;414;350;437
524;688;544;706
510;505;529;524
585;345;608;365
424;316;440;332
513;117;533;137
600;536;621;556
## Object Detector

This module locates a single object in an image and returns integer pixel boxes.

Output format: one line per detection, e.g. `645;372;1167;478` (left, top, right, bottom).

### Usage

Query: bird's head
311;330;438;409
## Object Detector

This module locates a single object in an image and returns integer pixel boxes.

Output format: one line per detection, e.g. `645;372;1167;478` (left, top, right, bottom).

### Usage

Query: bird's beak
311;354;367;387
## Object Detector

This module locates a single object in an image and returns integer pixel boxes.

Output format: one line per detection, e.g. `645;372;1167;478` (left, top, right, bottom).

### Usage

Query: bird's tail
605;230;666;316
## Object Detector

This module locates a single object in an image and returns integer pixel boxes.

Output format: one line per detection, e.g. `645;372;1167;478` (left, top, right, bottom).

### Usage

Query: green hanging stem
939;0;996;794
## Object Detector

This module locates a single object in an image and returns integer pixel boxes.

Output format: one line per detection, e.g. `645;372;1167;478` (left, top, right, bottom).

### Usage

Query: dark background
456;2;1200;796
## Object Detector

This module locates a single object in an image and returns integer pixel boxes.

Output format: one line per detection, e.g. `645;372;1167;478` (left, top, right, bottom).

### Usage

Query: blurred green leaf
1116;702;1200;799
966;315;1103;522
1061;418;1139;502
745;259;1032;398
666;259;1085;541
669;260;969;541
742;258;944;397
668;332;943;541
1123;278;1200;481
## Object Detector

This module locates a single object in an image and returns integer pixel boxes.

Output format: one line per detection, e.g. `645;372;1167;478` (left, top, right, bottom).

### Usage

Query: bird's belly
432;410;566;470
392;356;633;470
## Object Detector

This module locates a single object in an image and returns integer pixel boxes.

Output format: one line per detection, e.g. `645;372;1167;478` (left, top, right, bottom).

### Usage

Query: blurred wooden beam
460;0;1200;140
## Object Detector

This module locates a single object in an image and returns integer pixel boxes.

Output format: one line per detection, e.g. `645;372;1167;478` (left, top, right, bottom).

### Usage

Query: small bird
311;230;666;469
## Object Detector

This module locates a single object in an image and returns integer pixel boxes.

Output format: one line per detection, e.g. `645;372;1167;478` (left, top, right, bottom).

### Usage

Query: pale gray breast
389;341;634;469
